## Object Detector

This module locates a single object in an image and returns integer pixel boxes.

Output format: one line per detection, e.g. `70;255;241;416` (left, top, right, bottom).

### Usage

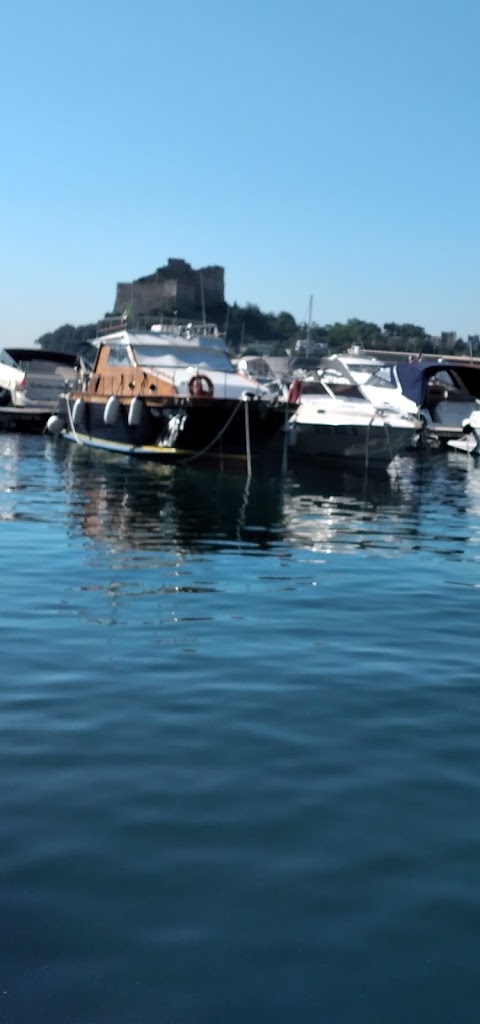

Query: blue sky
2;0;480;343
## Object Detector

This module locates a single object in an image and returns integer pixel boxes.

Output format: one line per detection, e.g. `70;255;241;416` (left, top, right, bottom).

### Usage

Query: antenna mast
200;273;207;331
306;294;313;356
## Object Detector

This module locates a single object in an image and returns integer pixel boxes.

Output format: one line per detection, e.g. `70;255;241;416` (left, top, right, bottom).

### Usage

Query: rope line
65;395;85;447
176;398;244;465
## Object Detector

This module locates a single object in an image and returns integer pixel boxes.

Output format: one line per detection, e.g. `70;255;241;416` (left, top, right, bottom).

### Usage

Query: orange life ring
188;374;214;398
287;378;302;403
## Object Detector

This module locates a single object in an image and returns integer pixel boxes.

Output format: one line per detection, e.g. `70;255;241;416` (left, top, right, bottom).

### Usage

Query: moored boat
46;315;294;469
288;367;420;467
360;359;480;445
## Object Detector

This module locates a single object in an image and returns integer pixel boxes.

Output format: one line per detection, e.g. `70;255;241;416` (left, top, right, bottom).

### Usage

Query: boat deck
428;424;465;438
0;406;51;433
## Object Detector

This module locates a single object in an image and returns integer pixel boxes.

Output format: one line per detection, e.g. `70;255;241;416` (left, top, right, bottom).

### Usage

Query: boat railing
97;313;223;340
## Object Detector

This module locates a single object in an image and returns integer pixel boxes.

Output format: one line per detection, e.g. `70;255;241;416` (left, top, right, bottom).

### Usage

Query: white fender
46;414;65;436
72;398;85;428
104;395;120;426
128;395;143;427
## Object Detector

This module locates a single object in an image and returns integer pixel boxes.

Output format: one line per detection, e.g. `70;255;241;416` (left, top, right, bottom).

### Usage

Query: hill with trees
35;322;98;362
34;306;475;359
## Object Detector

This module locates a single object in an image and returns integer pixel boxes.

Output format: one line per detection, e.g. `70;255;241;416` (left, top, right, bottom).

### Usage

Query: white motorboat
288;367;420;467
0;347;78;408
449;408;480;454
359;360;480;445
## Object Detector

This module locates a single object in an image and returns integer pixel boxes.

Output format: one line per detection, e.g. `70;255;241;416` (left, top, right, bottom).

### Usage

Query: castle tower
113;259;225;319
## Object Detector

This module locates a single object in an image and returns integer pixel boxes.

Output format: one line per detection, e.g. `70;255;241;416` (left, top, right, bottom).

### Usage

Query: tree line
34;305;475;358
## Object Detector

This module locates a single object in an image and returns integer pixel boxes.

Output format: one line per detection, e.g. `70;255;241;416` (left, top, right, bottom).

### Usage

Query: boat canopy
396;361;480;407
132;343;234;372
1;348;79;367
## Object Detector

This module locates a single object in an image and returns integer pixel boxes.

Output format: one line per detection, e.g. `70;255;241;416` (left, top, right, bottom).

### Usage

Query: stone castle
113;258;225;320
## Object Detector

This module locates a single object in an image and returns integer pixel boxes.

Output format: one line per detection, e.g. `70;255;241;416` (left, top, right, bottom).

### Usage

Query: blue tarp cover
396;361;480;407
396;362;446;406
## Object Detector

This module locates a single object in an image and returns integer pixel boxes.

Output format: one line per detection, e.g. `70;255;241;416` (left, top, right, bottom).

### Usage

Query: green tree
36;323;97;360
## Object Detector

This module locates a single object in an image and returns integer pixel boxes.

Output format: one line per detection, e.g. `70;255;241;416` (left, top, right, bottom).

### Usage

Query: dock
0;406;51;433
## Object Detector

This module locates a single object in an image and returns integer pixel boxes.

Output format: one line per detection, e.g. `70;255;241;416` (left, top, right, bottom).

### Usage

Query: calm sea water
2;434;480;1024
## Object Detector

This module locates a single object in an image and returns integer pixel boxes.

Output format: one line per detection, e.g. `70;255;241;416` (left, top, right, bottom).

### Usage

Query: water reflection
50;443;422;558
284;460;413;554
3;434;480;559
288;453;480;557
52;443;286;553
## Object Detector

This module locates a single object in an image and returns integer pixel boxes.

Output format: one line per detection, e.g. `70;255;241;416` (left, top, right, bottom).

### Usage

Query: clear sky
2;0;480;344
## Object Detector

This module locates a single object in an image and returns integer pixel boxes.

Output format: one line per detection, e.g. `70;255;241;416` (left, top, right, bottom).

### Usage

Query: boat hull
55;394;290;465
289;420;416;465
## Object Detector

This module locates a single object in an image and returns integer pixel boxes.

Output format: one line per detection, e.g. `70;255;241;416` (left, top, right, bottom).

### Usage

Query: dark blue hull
56;394;290;466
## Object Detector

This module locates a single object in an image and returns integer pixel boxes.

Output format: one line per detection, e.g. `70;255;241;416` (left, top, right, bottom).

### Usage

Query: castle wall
113;259;225;318
195;266;224;308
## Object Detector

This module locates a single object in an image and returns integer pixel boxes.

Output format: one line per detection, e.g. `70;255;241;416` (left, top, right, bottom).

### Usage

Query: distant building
113;258;225;319
294;338;328;358
440;331;457;353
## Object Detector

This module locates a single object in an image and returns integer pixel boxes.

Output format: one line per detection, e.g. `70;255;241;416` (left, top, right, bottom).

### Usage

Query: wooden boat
46;316;293;469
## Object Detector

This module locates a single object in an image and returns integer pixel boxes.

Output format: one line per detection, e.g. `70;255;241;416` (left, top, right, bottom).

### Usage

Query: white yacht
360;360;480;444
288;367;420;467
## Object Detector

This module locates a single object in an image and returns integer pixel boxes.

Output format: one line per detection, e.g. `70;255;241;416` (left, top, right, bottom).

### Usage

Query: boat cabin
81;317;264;403
87;316;228;400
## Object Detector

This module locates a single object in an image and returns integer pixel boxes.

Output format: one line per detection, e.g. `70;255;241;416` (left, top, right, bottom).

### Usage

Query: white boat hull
288;393;418;465
289;420;415;464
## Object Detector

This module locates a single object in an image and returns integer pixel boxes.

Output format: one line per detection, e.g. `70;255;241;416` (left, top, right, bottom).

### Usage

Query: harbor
4;308;480;474
3;296;480;1023
2;432;480;1024
6;0;480;1015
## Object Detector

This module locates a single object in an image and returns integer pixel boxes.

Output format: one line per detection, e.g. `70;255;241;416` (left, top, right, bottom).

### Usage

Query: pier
0;406;51;433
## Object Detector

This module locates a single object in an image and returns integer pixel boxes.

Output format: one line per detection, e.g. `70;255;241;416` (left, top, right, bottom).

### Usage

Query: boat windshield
427;369;468;396
319;370;364;399
364;365;396;388
301;380;330;396
344;361;380;375
132;344;235;373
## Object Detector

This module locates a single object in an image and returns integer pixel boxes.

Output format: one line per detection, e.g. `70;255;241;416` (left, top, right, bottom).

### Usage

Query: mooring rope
364;407;400;482
65;395;85;447
177;397;244;465
281;399;290;475
244;398;252;477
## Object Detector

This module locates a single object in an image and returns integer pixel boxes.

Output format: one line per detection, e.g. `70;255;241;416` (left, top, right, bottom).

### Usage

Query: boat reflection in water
54;443;287;554
49;442;431;559
286;451;480;558
283;458;420;555
4;434;480;560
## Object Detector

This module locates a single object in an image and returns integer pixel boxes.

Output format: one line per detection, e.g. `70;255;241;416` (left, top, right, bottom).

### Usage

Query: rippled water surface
2;434;480;1023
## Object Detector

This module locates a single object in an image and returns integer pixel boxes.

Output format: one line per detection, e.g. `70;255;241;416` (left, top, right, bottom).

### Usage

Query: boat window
107;345;132;366
16;358;75;374
345;362;380;375
132;344;234;373
237;356;272;378
319;369;364;398
0;350;18;368
428;369;466;395
323;380;363;398
301;380;329;396
365;366;396;388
